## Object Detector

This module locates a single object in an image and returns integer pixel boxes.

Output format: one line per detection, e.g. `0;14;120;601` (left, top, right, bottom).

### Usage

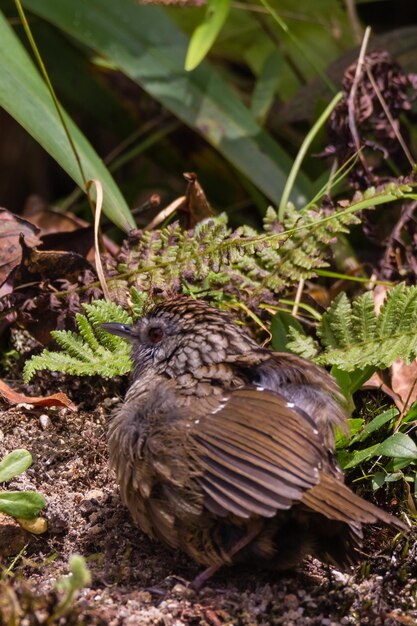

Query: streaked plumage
103;298;405;578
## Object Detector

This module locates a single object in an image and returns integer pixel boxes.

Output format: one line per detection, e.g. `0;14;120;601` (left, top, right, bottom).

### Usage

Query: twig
292;278;305;317
88;180;111;302
347;26;372;170
343;0;363;44
144;196;186;231
365;65;415;168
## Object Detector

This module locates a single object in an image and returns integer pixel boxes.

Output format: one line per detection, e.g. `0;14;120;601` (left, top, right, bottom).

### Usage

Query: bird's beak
100;323;135;342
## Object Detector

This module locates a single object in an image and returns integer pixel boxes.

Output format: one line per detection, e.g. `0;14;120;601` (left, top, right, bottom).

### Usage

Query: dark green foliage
24;300;133;382
288;284;417;372
0;449;46;519
116;204;361;307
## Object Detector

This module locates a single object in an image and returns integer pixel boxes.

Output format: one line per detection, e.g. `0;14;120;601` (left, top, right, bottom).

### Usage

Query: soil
0;381;416;626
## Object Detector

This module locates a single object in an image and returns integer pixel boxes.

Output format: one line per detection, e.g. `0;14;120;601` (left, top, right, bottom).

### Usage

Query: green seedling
49;555;92;622
0;449;46;519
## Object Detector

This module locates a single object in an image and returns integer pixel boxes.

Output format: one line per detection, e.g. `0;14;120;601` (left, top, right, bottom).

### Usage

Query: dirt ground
1;379;417;626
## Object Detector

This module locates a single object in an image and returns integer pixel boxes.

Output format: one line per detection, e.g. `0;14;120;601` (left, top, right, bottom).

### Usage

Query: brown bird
102;298;406;587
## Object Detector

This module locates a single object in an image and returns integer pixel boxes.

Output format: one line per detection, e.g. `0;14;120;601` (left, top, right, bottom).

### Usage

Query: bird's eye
147;325;164;344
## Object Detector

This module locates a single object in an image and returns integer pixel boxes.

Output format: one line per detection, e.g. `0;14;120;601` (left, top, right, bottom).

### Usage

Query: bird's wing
189;388;407;532
188;387;325;518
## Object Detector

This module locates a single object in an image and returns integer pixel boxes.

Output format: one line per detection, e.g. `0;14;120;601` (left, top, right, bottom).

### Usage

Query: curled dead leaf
0;380;76;411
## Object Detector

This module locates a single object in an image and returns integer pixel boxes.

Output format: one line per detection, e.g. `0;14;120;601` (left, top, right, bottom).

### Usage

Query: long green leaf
22;0;313;205
185;0;231;71
0;449;32;483
0;11;134;232
0;491;46;519
377;432;417;459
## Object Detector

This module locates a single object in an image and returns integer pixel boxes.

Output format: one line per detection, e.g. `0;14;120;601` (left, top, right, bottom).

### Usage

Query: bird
102;298;406;587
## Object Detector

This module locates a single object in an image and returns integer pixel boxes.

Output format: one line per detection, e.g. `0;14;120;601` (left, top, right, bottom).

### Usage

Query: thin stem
292;278;305;317
13;0;89;194
343;0;363;44
365;65;415;168
232;188;417;251
347;25;371;171
278;91;343;220
89;180;111;301
257;0;337;93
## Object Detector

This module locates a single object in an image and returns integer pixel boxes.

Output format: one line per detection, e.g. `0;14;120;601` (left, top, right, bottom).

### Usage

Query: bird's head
101;298;259;378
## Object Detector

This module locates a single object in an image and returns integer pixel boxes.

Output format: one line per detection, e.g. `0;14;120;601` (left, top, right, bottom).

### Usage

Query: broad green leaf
387;457;416;471
0;12;134;232
384;471;404;481
30;22;134;137
185;0;231;71
270;311;304;352
377;432;417;459
346;365;376;395
23;0;313;206
251;50;284;122
372;471;386;491
335;418;364;449
350;408;398;445
402;400;417;424
331;364;376;400
0;449;32;483
0;491;46;519
342;443;380;469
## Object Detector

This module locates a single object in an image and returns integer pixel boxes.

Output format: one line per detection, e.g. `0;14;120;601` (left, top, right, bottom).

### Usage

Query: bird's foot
191;523;263;591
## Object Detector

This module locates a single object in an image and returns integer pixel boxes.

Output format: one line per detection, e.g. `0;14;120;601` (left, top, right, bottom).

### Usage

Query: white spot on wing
255;386;265;391
286;402;295;408
211;402;227;414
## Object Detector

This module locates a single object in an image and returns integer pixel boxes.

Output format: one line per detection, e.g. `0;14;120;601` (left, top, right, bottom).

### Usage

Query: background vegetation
1;0;417;622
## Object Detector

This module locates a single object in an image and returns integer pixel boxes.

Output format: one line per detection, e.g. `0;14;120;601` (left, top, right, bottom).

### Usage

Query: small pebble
283;594;299;610
137;591;152;604
17;516;48;535
39;414;51;430
103;397;119;408
332;570;349;584
84;489;104;501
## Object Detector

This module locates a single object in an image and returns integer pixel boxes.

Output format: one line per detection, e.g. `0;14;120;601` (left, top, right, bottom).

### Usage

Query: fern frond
351;291;377;342
286;327;320;360
317;293;354;349
115;200;364;307
23;300;133;381
312;284;417;371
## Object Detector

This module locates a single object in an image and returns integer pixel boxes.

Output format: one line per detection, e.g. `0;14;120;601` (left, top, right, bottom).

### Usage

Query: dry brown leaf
181;172;216;227
0;379;76;411
371;286;417;412
0;209;41;286
362;371;405;411
390;359;417;413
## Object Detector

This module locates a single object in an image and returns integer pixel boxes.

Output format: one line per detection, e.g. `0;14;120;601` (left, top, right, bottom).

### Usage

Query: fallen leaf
390;358;417;412
17;234;93;281
363;371;405;411
0;380;76;411
181;172;216;227
0;209;41;286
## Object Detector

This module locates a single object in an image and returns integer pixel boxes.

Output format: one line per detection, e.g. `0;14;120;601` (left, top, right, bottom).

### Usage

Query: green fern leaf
318;293;354;349
351;291;377;342
313;284;417;372
23;300;133;382
286;327;320;360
